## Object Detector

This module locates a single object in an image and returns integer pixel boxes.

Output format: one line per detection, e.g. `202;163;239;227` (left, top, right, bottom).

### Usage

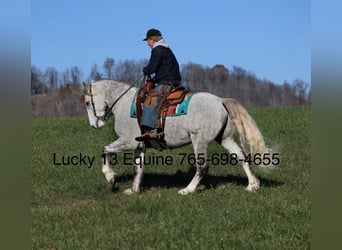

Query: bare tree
209;64;229;95
114;59;147;84
44;67;58;91
231;66;246;81
181;62;208;91
281;81;296;105
89;63;102;81
61;68;71;87
292;79;309;105
31;65;47;95
103;57;115;79
70;66;82;88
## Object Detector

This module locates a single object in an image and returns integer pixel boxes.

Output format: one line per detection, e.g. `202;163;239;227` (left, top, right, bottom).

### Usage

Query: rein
89;84;134;121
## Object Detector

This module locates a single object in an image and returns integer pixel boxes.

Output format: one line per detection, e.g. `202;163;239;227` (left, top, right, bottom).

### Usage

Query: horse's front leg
101;138;137;189
101;154;116;186
124;146;145;195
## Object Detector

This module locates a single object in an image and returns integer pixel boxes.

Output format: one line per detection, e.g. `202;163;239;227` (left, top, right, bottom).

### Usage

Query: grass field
31;106;311;249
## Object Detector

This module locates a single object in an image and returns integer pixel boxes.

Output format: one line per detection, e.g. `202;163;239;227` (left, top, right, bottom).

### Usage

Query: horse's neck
103;80;136;113
101;80;134;100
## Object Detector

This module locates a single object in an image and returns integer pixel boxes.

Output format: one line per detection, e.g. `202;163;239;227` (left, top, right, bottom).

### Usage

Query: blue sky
31;0;310;84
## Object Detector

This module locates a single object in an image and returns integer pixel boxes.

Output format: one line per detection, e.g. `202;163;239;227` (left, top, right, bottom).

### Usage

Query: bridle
88;83;134;121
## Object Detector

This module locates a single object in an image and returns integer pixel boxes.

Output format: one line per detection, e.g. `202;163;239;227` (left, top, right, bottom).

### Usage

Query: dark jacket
143;42;181;84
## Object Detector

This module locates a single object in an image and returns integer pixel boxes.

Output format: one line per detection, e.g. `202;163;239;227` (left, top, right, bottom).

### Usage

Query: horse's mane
92;78;135;87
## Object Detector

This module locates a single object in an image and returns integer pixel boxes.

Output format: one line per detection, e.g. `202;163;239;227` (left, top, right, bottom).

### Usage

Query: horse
82;79;277;195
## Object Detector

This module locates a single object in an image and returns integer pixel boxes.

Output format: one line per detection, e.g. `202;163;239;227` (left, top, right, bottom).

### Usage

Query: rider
135;28;182;141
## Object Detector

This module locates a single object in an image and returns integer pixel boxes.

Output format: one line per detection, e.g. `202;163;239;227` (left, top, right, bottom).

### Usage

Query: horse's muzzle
96;118;105;129
91;119;105;130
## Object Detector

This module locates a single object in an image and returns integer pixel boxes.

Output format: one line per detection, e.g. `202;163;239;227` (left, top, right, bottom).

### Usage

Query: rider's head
143;28;163;48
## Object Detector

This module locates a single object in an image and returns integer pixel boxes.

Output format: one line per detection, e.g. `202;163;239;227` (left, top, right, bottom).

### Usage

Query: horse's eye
85;101;90;106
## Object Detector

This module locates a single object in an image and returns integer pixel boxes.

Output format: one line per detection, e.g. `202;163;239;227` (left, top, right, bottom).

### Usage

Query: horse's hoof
124;187;141;195
123;188;133;195
102;147;109;155
246;183;260;192
109;177;115;185
178;188;194;195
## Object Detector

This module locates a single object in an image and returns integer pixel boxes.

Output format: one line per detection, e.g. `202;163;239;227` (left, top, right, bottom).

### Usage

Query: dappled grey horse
83;79;277;195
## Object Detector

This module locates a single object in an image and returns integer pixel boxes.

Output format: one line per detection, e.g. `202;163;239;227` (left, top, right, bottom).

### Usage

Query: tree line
31;57;310;106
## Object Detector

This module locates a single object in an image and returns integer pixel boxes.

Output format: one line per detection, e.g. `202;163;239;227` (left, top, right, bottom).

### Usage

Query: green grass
31;106;311;249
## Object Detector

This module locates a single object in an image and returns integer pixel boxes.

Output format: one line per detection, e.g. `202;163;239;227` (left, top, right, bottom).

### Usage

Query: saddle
136;81;190;146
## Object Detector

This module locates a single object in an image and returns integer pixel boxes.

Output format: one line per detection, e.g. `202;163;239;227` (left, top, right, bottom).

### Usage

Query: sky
31;0;310;85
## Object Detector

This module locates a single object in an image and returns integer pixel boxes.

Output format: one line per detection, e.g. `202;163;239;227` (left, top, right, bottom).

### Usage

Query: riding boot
135;128;163;141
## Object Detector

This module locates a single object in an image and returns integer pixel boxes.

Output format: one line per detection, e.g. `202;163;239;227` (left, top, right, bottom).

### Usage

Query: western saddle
135;80;190;147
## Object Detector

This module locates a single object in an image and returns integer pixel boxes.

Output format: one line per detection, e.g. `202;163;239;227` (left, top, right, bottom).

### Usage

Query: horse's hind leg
178;134;209;195
221;137;260;191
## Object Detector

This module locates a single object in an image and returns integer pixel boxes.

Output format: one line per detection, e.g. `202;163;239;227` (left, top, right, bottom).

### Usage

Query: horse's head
83;81;107;129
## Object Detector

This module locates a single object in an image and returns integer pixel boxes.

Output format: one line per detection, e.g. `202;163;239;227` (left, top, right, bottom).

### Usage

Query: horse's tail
222;98;278;172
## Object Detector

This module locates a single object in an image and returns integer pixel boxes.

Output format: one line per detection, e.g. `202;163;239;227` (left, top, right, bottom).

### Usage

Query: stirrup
135;132;164;142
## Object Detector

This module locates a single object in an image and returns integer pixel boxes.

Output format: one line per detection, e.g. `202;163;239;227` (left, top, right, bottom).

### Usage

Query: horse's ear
83;81;91;96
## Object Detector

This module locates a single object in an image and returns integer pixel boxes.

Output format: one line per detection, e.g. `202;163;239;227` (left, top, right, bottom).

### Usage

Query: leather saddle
135;81;190;146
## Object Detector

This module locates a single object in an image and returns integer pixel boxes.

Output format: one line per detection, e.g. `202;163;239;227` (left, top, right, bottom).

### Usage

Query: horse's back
164;92;228;145
187;92;227;118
